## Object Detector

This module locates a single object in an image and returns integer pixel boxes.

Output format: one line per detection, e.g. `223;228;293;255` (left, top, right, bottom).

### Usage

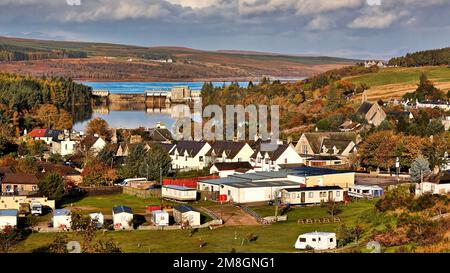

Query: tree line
389;47;450;67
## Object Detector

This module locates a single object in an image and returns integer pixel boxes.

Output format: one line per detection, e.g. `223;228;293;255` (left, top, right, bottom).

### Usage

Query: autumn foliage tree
86;117;111;139
32;104;73;130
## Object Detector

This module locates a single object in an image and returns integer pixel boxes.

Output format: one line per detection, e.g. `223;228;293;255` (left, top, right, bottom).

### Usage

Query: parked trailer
295;232;337;250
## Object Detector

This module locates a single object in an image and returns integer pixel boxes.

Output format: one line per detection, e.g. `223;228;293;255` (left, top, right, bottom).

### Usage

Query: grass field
345;66;450;100
13;194;378;253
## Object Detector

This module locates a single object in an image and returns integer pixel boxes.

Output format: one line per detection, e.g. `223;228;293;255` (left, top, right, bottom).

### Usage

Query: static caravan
112;205;134;230
348;185;384;199
89;212;104;228
53;209;71;230
295;232;337;250
281;186;344;205
173;205;201;226
152;210;169;226
162;185;197;201
0;209;18;229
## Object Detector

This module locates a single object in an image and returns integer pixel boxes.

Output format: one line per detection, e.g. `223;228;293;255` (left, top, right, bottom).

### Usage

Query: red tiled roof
2;173;39;185
28;129;47;138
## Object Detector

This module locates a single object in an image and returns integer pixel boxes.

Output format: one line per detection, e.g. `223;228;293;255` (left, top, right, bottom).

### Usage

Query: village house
356;101;387;127
281;186;344;205
205;141;254;164
147;123;173;142
52;137;78;156
364;60;387;68
173;205;201;226
169;141;212;171
210;162;254;177
251;143;304;172
27;129;62;145
0;173;39;196
338;120;361;132
38;163;82;185
0;209;18;229
78;135;107;155
416;99;450;111
386;110;414;123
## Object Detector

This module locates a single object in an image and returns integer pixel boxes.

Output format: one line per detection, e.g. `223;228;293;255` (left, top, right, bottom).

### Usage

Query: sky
0;0;450;59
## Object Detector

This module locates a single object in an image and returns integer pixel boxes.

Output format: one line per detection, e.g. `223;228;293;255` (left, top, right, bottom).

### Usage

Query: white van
31;202;43;215
295;232;337;250
115;178;147;187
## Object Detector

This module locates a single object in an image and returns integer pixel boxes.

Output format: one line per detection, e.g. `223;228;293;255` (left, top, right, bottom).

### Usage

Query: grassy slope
345;66;450;100
14;194;377;253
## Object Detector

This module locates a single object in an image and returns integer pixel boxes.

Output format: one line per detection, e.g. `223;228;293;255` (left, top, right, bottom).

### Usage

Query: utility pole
395;157;400;184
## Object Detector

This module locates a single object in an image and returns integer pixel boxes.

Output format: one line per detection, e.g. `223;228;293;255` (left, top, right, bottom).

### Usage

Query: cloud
348;8;408;29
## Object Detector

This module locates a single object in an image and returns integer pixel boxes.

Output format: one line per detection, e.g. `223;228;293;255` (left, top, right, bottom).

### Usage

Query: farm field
13;194;378;253
345;66;450;101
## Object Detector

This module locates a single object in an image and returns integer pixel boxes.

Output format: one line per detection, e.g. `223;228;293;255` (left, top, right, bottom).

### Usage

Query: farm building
0;209;18;229
281;186;345;205
152;210;169;226
53;209;71;230
348;185;384;199
112;205;134;230
89;213;104;228
162;185;197;201
173;205;201;226
295;232;337;250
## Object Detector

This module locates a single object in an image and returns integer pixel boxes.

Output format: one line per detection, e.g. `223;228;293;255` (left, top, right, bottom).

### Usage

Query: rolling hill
0;36;357;81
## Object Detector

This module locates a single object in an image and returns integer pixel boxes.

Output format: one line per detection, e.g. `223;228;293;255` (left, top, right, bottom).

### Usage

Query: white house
173;205;201;226
295;232;337;250
161;185;197;201
0;209;18;229
251;143;304;172
205;141;255;164
416;171;450;196
89;212;104;228
53;209;71;230
27;129;62;145
152;210;169;226
52;138;78;156
170;141;212;170
348;185;384;199
112;206;134;230
79;135;107;155
281;186;345;205
210;162;254;178
416;100;450;111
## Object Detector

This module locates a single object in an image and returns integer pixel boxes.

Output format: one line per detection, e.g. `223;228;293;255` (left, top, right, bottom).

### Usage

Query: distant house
1;173;39;196
205;141;254;164
173;205;201;226
147;124;173;142
441;116;450;131
53;209;71;230
295;132;358;159
210;162;254;177
387;110;414;122
0;209;18;229
112;205;134;230
357;101;387;127
38;163;82;185
416;100;450;111
416;171;450;196
338;120;361;132
281;186;344;205
364;60;386;68
170;141;212;170
52;138;78;156
27;129;62;145
251;143;304;172
79;135;107;155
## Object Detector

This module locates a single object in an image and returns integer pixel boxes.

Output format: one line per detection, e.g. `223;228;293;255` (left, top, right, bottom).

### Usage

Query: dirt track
206;204;260;226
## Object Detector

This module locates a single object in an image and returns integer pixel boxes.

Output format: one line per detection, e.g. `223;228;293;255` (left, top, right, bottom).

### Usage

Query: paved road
355;174;411;187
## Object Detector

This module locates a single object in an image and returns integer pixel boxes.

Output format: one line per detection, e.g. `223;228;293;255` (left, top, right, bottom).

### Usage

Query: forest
389;47;450;67
0;44;87;61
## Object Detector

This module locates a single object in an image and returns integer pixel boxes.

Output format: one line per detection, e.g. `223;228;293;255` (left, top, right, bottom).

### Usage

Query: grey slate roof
112;205;133;214
283;186;343;192
357;102;374;115
174;205;196;213
171;141;208;157
0;209;18;217
206;141;248;159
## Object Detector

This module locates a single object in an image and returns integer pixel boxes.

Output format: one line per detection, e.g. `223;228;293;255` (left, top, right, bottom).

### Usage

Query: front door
328;191;333;200
301;192;305;203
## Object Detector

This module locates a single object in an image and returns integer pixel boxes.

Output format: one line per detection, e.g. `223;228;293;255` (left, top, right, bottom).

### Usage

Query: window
330;238;334;242
257;157;261;163
299;238;306;242
336;191;340;197
302;145;308;154
308;192;314;198
265;158;269;164
227;190;231;196
320;192;326;198
5;185;11;192
284;158;288;164
291;193;296;199
199;156;204;162
312;238;316;242
32;185;38;191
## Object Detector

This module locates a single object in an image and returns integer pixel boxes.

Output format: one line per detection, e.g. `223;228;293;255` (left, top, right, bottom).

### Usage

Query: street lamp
395;157;400;184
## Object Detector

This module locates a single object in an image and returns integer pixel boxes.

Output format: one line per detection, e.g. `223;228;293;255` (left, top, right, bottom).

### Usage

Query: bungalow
53;209;71;230
251;143;304;172
356;101;386;127
161;185;197;201
205;141;254;164
173;205;201;226
0;209;18;229
295;232;337;250
27;129;62;145
1;173;39;196
295;132;358;158
170;141;212;171
416;171;450;196
348;185;384;199
112;205;134;230
281;186;345;205
210;162;254;177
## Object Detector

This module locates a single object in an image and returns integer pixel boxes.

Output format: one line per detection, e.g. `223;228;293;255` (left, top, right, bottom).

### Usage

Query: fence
163;175;219;188
123;187;161;199
78;186;122;196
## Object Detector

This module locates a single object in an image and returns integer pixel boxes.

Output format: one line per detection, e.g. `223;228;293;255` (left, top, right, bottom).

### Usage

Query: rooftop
225;180;301;189
112;205;133;214
54;209;71;216
0;209;18;217
283;186;343;192
163;185;196;191
174;205;196;213
284;166;354;177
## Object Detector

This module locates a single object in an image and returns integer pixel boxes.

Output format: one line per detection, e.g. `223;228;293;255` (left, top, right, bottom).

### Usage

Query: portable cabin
295;232;337;250
112;205;133;230
281;186;345;205
89;212;104;228
348;185;384;199
173;205;201;226
162;185;197;201
53;209;71;230
151;210;169;226
0;209;18;229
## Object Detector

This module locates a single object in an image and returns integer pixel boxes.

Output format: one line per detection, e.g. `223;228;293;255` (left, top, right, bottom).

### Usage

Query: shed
151;210;169;226
89;212;104;228
0;209;18;229
173;205;201;226
53;209;71;230
112;205;133;230
295;232;337;250
162;185;197;201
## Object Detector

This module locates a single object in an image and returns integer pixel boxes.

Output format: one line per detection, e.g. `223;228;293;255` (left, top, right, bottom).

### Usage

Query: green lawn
13;197;378;253
346;66;450;87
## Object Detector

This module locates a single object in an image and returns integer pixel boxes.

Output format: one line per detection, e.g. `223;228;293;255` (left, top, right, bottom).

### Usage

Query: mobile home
152;210;169;226
173;205;201;226
162;185;197;201
348;185;384;199
89;212;104;228
281;186;344;205
53;209;71;230
0;209;18;229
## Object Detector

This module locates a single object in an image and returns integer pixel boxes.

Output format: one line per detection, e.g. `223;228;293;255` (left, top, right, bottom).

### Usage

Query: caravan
295;232;337;250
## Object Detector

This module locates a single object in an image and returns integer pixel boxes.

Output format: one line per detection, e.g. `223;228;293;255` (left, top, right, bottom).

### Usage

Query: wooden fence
78;186;122;196
123;186;161;199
